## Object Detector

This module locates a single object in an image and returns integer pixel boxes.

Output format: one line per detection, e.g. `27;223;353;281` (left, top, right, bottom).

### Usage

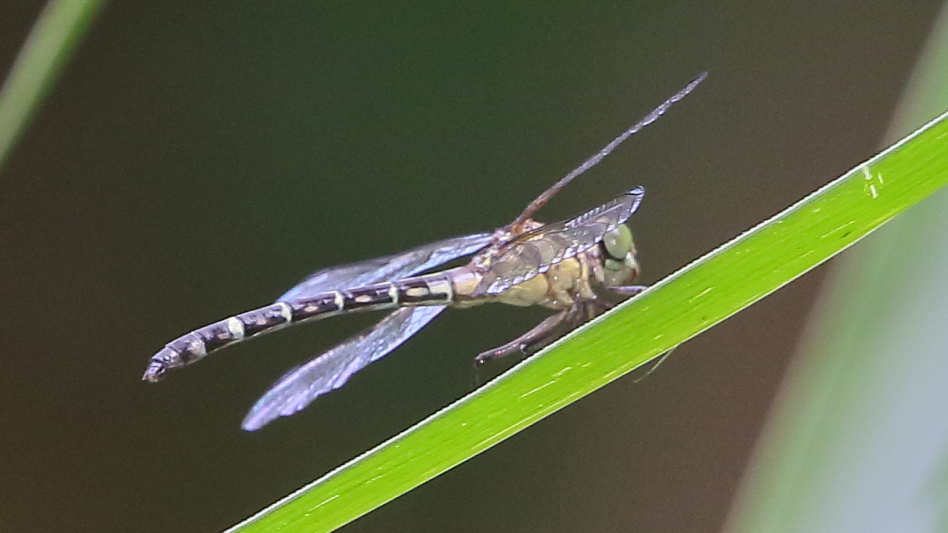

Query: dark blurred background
0;2;941;532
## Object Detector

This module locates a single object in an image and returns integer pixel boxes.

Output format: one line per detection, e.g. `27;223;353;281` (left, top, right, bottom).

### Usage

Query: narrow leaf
0;0;105;170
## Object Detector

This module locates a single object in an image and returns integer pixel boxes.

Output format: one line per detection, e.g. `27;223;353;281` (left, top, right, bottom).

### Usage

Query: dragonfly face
143;73;706;430
600;224;641;288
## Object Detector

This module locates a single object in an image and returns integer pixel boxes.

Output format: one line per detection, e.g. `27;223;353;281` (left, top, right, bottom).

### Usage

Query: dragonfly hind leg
473;300;606;385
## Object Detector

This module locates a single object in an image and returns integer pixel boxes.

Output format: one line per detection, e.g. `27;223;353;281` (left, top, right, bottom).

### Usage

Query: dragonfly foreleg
606;284;648;297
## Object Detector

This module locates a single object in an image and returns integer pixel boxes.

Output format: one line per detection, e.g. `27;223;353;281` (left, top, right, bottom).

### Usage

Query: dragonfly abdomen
143;272;460;382
143;302;297;381
292;271;456;315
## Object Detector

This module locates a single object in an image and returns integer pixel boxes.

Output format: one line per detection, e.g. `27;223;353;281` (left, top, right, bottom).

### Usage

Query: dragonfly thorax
475;219;545;270
491;256;590;309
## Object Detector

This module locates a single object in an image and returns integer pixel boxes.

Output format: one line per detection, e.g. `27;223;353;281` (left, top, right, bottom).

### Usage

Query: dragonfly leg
607;284;648;297
474;309;572;385
473;300;607;385
476;310;571;363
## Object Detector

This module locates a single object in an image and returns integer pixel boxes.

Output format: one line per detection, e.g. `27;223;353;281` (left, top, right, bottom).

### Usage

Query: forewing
278;233;493;301
241;306;444;431
477;188;644;295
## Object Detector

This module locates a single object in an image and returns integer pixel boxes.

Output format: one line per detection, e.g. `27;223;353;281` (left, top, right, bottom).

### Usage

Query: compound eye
603;224;634;260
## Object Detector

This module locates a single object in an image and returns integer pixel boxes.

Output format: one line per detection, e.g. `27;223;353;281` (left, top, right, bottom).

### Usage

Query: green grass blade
0;0;105;170
227;110;948;533
723;7;948;533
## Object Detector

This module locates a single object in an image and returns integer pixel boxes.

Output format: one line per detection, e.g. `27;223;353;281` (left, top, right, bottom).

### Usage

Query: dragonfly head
601;223;640;286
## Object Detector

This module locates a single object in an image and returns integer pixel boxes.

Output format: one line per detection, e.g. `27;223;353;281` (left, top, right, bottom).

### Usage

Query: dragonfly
144;72;706;431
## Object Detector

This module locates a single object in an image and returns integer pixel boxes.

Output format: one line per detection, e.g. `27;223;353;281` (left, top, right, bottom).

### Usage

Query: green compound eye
603;224;634;260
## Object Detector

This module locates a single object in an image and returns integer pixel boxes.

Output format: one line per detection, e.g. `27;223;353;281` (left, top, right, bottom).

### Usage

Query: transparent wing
509;72;705;228
243;234;488;429
278;233;493;301
241;306;444;431
476;187;644;295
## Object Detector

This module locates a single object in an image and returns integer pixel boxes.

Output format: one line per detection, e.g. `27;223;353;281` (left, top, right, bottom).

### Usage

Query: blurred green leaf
226;103;948;531
0;0;105;171
724;6;948;533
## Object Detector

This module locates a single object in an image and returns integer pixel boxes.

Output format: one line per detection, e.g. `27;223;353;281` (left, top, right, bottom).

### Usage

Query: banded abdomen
142;269;466;382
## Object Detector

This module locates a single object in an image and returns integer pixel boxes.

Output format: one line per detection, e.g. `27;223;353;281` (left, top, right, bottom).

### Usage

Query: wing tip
241;407;276;432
